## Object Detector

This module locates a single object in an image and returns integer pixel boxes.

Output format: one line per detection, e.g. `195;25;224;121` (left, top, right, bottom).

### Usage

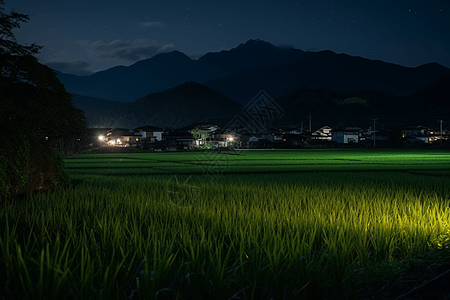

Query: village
90;121;450;151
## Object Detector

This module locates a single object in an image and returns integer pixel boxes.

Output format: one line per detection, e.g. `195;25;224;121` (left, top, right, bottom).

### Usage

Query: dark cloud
140;21;164;27
45;60;93;76
91;39;175;62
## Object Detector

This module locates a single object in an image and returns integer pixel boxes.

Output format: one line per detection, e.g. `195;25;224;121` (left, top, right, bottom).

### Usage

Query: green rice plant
34;238;73;300
2;150;450;299
63;149;450;176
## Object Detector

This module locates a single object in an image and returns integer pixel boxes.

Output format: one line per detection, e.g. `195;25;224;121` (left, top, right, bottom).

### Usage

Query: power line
371;118;378;148
308;112;313;132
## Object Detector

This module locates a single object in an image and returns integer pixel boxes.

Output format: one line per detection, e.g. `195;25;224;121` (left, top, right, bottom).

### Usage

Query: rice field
1;149;450;299
64;149;450;175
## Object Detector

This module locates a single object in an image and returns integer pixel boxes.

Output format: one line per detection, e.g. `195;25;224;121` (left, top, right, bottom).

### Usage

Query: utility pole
371;118;378;148
439;120;443;146
300;122;303;134
308;113;313;132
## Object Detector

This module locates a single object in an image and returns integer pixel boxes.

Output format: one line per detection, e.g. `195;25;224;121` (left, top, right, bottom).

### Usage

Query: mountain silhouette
204;51;450;105
87;82;243;129
71;94;122;113
55;39;450;104
198;39;305;73
74;74;450;132
272;75;450;129
57;51;227;102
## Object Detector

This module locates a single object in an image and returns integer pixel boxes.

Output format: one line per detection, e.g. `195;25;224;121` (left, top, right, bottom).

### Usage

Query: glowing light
98;135;105;141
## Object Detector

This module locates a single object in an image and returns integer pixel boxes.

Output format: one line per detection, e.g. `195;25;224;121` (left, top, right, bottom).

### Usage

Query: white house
134;125;164;142
311;126;332;141
106;128;141;146
403;126;431;143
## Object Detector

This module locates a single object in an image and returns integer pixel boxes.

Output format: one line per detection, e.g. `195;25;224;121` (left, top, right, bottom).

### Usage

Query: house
249;138;274;149
119;134;141;146
261;130;284;142
403;125;431;144
106;128;141;146
332;127;362;144
311;126;332;141
89;128;112;146
363;128;390;147
163;122;219;149
212;130;241;148
133;125;164;142
279;126;302;135
164;121;244;149
404;125;429;137
223;121;258;148
283;133;308;147
428;128;450;144
164;128;196;149
106;128;129;145
187;121;220;133
188;121;221;148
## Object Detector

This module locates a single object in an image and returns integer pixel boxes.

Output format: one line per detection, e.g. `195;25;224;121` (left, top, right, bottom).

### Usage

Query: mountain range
76;75;450;131
63;39;450;131
59;39;450;105
273;75;450;130
85;82;243;129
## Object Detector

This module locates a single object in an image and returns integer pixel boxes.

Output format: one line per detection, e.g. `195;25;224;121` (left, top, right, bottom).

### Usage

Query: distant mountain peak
236;39;278;50
131;50;192;66
160;50;190;57
90;82;242;129
244;38;272;45
415;62;448;71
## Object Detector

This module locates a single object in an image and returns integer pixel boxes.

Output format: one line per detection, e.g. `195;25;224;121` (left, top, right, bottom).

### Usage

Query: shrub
0;133;69;202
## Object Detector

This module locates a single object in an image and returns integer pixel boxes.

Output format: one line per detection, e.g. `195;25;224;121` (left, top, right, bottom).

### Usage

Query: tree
1;0;86;140
191;127;211;149
0;0;41;81
0;0;87;201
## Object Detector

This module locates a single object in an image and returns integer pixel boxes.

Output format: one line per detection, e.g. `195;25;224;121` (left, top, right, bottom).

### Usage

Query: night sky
6;0;450;76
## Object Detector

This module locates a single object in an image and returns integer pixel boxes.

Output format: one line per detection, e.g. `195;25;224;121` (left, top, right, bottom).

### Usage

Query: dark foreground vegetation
0;0;87;201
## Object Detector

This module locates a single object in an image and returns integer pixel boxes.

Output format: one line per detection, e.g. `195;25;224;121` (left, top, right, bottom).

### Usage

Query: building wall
136;131;163;141
154;132;162;141
332;132;359;143
344;134;359;143
332;132;344;143
121;135;141;145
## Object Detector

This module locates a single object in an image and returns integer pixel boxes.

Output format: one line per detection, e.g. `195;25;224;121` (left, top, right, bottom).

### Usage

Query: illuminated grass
1;150;450;299
63;149;450;176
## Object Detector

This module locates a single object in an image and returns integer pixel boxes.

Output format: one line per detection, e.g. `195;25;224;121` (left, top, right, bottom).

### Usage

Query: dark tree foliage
0;0;87;201
0;0;41;81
